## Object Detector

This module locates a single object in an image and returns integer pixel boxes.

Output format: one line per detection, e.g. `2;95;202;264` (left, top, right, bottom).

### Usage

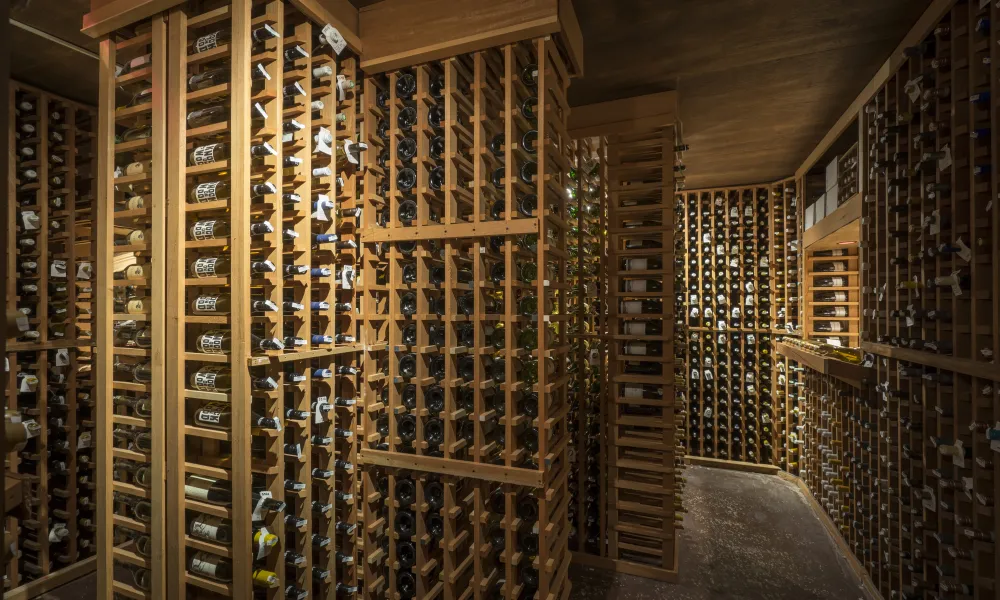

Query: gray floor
37;466;870;600
571;466;872;600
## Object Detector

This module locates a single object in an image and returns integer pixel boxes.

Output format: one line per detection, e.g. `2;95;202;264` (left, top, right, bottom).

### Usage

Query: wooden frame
7;79;98;596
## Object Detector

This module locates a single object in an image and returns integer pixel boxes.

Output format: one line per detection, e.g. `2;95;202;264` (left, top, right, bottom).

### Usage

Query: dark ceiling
569;0;933;188
15;0;931;188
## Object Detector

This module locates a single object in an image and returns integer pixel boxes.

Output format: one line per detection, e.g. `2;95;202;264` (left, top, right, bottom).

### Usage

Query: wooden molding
684;455;781;475
358;0;581;74
4;557;97;600
567;91;679;138
775;343;863;389
571;543;680;582
83;0;361;54
803;192;861;249
82;0;184;38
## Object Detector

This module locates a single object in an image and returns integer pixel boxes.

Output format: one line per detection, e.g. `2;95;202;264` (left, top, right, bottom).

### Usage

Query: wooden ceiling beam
358;0;582;75
567;91;678;139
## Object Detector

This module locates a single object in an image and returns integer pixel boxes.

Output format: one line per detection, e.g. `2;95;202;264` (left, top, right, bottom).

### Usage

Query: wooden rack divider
356;34;576;600
674;184;777;466
604;127;682;579
566;136;607;561
97;1;364;598
6;80;98;595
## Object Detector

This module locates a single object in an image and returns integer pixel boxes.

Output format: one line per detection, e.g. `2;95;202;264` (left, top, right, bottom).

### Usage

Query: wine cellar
3;0;1000;599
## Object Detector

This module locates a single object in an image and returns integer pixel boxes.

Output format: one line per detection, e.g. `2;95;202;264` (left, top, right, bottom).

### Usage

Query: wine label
625;343;647;355
625;258;647;271
189;554;219;578
185;476;214;501
197;331;226;354
830;307;848;317
625;322;647;335
192;257;220;277
625;280;647;292
622;301;642;314
191;220;220;240
623;385;642;399
191;515;224;542
192;368;220;391
828;277;845;287
192;144;220;165
193;32;221;54
194;295;220;313
192;181;222;203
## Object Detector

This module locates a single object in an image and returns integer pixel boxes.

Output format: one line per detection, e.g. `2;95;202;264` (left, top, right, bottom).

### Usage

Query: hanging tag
314;402;326;424
77;431;92;450
313;126;334;156
904;76;923;104
953;439;967;468
704;370;714;381
729;207;738;218
321;25;348;55
747;334;755;344
938;145;952;171
716;294;727;305
744;281;754;293
928;210;941;235
745;295;754;306
702;233;711;243
55;349;70;366
729;257;738;267
256;526;272;559
50;260;67;278
760;256;769;267
689;293;698;304
715;196;724;207
21;211;40;230
76;261;93;280
949;269;963;296
20;374;38;393
905;304;915;327
252;491;272;522
716;244;725;256
313;194;332;221
689;306;699;317
717;320;727;331
956;238;972;263
341;265;355;289
862;353;874;368
23;420;40;439
690;369;700;381
744;205;753;217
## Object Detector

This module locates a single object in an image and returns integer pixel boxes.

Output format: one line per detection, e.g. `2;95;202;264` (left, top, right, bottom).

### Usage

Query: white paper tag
341;265;355;289
20;374;38;393
50;259;67;278
956;238;972;263
905;77;923;104
314;401;326;424
256;526;272;559
21;211;39;230
729;207;738;218
938;145;952;171
252;491;272;522
321;25;347;55
77;431;92;449
55;349;69;366
77;261;93;280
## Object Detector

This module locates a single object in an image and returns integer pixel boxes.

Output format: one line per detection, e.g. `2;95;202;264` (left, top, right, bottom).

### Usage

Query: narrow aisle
571;466;872;600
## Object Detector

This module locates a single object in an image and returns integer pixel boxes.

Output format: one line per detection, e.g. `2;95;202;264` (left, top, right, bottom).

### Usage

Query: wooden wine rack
605;128;681;577
95;1;364;598
802;244;861;347
356;35;578;600
860;0;999;378
770;178;800;336
675;184;777;466
6;81;98;593
567;136;607;559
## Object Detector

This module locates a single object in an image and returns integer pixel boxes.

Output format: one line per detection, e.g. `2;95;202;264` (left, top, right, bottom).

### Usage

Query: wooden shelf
7;81;97;593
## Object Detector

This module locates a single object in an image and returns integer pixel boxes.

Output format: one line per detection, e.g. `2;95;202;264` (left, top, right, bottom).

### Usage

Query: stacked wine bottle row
606;128;682;577
356;36;575;600
785;348;1000;600
770;179;800;336
6;82;98;591
97;1;364;597
860;0;999;374
803;245;861;347
567;136;607;559
675;185;777;465
773;352;802;475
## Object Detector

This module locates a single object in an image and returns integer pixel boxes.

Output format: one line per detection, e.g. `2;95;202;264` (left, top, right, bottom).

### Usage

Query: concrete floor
571;466;872;600
36;466;870;600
